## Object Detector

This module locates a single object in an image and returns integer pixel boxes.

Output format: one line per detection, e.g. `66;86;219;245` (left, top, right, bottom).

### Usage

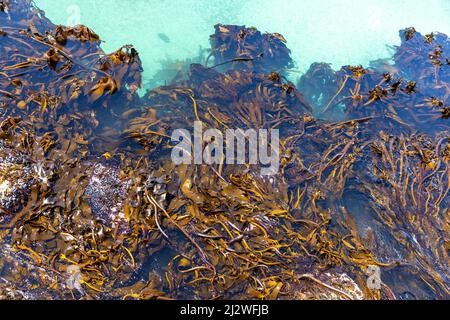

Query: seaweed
0;0;448;301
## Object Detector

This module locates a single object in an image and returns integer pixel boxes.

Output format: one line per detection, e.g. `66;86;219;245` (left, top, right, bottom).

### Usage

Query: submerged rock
291;272;364;300
0;244;61;300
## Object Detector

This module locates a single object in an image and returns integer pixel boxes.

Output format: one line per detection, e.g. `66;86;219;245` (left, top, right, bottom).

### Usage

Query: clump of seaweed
0;0;448;301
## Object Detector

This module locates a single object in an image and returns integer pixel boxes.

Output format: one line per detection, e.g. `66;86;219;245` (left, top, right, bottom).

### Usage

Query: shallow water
0;0;449;301
35;0;450;86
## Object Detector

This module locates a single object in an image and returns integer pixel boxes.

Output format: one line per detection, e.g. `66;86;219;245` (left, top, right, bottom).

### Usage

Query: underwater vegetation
144;47;210;89
0;0;449;300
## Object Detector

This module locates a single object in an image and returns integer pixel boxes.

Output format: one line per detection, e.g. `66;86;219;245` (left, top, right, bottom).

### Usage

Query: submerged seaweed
0;0;448;300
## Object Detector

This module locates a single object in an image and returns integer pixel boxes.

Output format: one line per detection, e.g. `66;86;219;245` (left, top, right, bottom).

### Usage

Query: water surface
35;0;450;86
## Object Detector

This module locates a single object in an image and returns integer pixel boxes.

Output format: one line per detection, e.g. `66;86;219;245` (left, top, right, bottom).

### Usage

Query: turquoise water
1;0;449;300
35;0;450;86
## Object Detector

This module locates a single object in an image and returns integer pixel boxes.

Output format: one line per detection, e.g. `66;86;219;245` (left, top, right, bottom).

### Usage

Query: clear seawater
1;0;449;301
34;0;450;87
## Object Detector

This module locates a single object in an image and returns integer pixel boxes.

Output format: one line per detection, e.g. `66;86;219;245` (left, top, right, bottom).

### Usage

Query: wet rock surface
0;142;35;220
84;162;129;226
0;0;448;300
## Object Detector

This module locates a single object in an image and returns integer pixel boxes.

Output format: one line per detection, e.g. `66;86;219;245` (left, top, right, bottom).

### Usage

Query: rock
0;142;35;220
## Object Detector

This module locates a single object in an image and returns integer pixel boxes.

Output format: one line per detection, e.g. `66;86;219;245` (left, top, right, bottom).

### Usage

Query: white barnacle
34;163;49;185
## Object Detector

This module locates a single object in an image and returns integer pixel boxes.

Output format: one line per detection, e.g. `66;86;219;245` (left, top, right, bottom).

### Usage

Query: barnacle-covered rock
0;0;54;33
210;24;294;73
0;142;35;219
